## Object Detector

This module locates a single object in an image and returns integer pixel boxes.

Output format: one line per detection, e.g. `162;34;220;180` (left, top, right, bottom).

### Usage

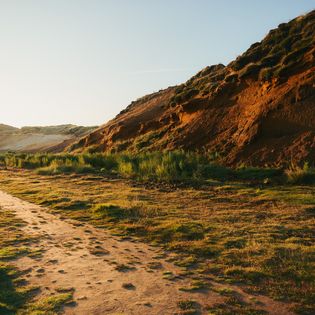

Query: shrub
117;157;137;178
173;88;199;104
285;163;315;185
239;63;262;79
232;55;252;71
92;204;126;220
92;202;158;222
260;51;283;68
224;73;238;83
4;151;308;185
235;167;283;181
201;164;233;180
82;153;117;171
259;67;273;81
36;159;94;175
173;222;204;241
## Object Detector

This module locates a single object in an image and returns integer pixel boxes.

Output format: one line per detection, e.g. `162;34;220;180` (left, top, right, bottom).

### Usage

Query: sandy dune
0;133;73;151
0;124;96;152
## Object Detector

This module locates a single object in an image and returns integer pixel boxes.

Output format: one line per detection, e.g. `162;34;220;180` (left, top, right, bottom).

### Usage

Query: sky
0;0;314;127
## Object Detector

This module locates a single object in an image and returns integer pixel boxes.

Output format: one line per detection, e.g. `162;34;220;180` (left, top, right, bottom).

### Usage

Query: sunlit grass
0;162;314;313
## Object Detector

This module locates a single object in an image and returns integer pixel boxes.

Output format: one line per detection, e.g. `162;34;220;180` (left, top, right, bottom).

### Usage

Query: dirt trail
0;190;293;315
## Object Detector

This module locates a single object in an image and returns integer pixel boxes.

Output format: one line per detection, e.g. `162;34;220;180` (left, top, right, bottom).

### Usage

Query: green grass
285;163;315;185
0;264;32;315
207;296;267;315
179;279;211;292
2;152;315;185
20;293;74;315
0;247;29;260
0;209;33;314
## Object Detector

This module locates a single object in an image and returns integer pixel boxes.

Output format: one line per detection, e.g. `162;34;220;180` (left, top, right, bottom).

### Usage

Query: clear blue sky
0;0;314;127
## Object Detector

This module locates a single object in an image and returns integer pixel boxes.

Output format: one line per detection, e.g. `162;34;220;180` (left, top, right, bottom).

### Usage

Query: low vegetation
231;11;314;82
0;158;314;313
285;163;315;185
0;152;314;185
0;207;39;315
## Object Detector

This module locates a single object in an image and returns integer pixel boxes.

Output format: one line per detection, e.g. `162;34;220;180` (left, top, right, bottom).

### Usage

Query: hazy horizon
1;0;314;128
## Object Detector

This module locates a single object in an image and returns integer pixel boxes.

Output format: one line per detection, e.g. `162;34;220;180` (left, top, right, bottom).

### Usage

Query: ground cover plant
0;152;314;184
0;155;314;314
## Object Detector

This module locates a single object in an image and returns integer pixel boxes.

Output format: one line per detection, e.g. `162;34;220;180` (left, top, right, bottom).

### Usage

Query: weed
285;163;315;185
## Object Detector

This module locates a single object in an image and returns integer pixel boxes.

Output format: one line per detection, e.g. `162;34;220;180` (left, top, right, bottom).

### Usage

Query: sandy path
0;190;293;315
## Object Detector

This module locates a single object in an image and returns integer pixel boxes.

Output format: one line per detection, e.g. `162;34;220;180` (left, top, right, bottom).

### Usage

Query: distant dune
0;124;97;153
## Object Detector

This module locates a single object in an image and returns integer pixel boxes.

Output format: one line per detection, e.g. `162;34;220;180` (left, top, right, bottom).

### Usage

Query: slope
69;10;315;166
0;124;97;153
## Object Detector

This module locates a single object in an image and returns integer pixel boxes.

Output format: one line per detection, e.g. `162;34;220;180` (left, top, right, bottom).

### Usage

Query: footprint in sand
122;283;136;290
48;259;59;264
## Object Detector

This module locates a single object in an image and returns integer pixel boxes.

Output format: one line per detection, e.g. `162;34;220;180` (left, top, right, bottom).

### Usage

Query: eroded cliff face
69;10;315;166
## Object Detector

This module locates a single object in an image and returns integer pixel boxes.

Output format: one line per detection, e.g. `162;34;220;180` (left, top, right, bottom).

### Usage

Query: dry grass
0;169;314;314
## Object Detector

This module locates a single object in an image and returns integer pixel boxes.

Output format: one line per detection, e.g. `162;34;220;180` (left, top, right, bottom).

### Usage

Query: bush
260;53;282;68
235;167;283;181
117;156;137;178
5;152;311;185
92;204;126;220
285;163;315;185
239;63;262;79
201;164;233;180
173;222;204;241
36;159;94;175
282;45;310;66
92;202;159;222
81;153;117;171
173;89;199;104
259;67;273;81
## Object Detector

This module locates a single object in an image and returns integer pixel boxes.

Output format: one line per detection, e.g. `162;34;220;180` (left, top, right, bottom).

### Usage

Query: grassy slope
0;169;314;314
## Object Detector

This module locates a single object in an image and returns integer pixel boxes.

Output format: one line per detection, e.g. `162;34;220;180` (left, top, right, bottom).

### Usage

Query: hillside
69;11;315;166
0;124;19;134
0;124;97;153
